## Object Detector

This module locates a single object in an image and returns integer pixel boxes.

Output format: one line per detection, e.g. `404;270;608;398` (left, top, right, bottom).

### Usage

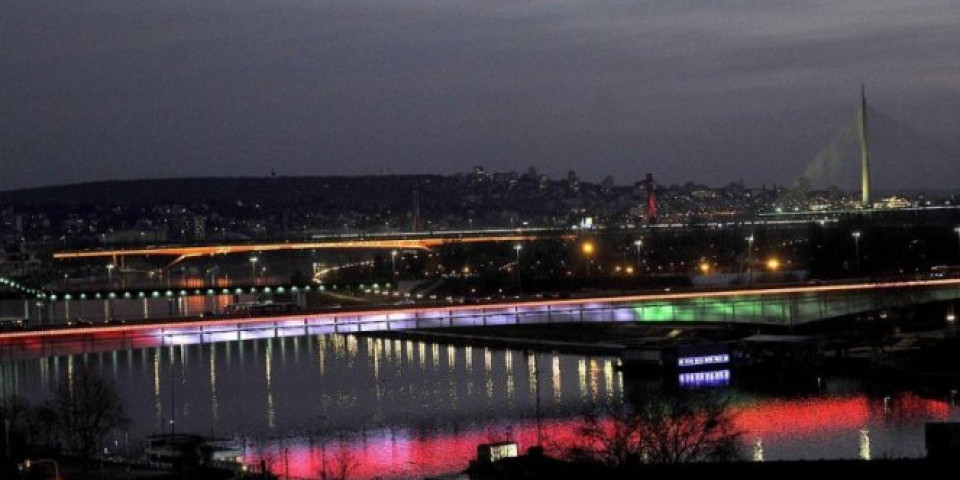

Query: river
1;333;957;479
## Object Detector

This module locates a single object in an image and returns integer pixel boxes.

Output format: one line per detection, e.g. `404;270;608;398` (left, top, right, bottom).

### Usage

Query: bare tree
569;391;743;467
51;367;129;468
324;441;360;480
566;401;643;467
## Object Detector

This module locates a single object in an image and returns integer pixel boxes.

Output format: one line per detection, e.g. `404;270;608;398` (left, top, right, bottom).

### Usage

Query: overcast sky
3;0;959;191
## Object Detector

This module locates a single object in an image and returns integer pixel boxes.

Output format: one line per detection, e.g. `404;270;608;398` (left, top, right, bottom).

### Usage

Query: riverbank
465;453;953;480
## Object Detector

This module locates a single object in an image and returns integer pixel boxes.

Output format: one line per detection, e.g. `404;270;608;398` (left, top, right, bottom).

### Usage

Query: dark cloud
3;0;959;190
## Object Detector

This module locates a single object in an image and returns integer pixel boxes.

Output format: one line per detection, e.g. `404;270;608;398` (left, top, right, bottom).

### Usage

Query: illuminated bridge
52;228;574;267
2;279;958;357
50;221;841;268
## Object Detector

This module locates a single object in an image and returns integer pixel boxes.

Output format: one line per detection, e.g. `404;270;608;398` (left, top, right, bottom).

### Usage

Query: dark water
1;334;958;479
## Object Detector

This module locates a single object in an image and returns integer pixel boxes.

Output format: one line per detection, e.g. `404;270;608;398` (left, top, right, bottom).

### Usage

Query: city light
954;226;960;262
766;258;781;271
699;262;711;274
581;241;595;255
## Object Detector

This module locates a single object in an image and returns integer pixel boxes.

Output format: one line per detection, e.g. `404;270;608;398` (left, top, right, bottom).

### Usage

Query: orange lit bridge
52;228;574;267
2;278;959;357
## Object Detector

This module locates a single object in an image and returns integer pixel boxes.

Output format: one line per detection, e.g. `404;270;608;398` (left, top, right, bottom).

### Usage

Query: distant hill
0;176;446;207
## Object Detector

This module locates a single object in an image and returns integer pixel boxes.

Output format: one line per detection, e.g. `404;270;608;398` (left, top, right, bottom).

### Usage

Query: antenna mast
859;84;872;207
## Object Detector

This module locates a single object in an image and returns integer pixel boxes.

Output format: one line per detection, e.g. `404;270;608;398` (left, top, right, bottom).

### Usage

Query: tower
859;84;872;207
644;173;657;224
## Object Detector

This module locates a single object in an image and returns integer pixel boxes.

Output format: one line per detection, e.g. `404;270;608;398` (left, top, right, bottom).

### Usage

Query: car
67;318;94;327
104;318;126;325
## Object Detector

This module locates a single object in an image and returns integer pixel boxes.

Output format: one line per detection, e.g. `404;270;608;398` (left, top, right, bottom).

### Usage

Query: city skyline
5;3;960;478
4;1;960;191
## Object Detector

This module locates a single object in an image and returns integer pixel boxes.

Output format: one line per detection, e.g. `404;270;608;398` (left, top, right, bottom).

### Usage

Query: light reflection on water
0;334;957;479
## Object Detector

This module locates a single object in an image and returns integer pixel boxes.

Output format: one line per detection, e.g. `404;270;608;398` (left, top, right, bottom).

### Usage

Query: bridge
52;228;575;268
2;278;958;357
50;219;846;270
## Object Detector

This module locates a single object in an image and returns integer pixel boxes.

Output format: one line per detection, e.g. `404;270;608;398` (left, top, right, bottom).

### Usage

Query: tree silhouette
51;367;129;469
569;391;742;467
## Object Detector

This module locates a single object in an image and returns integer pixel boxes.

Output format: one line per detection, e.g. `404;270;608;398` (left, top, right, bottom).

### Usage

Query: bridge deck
2;279;959;358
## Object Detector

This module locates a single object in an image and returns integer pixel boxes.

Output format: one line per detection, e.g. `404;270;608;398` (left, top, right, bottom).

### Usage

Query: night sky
3;0;959;191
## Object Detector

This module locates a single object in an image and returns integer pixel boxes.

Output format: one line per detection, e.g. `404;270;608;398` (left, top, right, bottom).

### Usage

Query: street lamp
249;256;259;284
947;307;956;337
391;250;398;279
633;239;645;273
766;258;781;271
745;235;754;285
106;263;115;286
953;226;960;263
514;244;523;295
852;231;862;279
582;241;595;277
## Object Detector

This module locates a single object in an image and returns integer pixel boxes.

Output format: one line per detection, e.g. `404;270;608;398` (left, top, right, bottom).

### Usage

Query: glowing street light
514;244;523;294
948;308;957;337
582;241;595;255
582;241;595;277
953;226;960;263
766;258;781;271
699;261;711;275
745;235;755;285
106;263;115;286
391;250;398;278
633;238;645;274
249;256;259;284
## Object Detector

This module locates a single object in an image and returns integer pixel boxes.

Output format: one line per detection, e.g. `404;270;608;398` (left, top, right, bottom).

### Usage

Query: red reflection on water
248;394;949;479
247;420;581;480
734;397;871;438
